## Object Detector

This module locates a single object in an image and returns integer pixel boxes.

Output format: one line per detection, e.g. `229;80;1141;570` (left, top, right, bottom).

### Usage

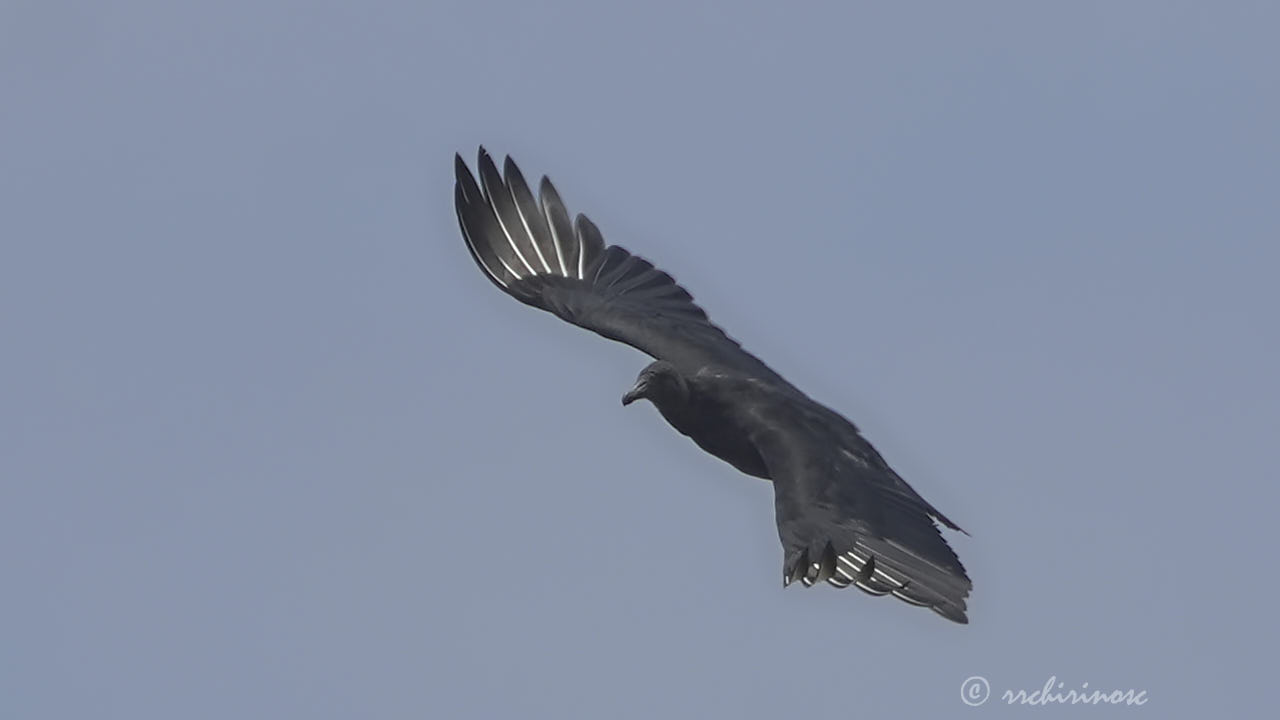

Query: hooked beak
621;379;648;406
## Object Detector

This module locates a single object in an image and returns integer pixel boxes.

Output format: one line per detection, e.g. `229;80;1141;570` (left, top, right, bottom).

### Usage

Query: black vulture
453;149;972;624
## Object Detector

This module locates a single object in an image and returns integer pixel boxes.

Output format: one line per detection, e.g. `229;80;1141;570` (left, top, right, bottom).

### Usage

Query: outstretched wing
455;149;787;383
729;380;972;623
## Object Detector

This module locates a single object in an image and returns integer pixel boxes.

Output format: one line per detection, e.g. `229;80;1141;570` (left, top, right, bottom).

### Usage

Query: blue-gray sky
3;1;1277;717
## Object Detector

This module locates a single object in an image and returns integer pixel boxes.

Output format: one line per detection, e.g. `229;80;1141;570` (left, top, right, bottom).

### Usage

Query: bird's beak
621;379;647;406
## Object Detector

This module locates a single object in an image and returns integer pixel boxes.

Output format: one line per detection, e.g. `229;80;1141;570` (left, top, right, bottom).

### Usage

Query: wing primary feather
455;155;525;287
574;214;607;280
892;587;933;607
855;580;893;596
454;185;509;288
538;176;578;277
873;568;904;587
502;156;555;274
477;149;538;275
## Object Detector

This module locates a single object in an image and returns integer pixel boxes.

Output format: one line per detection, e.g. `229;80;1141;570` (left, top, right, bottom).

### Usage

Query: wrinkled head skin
621;360;689;408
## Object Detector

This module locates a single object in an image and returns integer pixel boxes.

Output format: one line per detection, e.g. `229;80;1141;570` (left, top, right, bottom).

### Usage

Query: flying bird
453;149;972;623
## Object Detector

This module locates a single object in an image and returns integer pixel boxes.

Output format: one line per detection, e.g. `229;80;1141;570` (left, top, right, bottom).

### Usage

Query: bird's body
635;366;771;480
453;149;973;623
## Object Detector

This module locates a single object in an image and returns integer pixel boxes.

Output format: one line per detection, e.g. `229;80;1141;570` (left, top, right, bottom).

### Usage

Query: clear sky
3;1;1277;717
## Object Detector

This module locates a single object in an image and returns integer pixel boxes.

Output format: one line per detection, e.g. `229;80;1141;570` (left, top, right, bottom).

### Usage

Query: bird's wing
729;380;972;623
455;149;787;382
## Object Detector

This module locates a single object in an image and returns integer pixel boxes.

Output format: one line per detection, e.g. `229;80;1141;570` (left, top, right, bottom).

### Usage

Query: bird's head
621;361;689;409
